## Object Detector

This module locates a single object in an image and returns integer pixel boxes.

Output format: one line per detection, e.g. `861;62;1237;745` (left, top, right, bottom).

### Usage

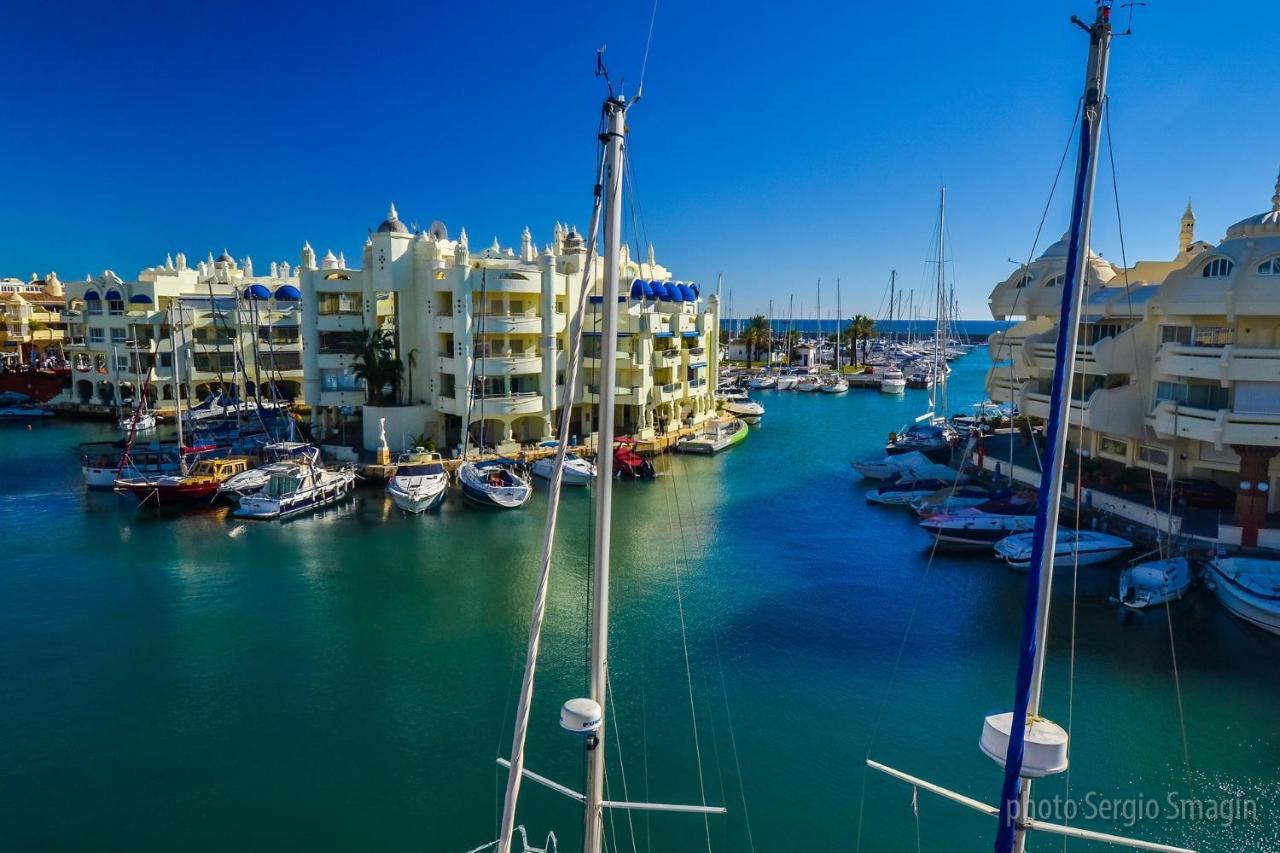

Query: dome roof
216;249;235;264
1225;171;1280;238
377;202;409;234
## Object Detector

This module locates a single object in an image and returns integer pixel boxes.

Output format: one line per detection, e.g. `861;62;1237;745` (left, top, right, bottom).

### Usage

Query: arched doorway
269;380;300;400
119;381;136;402
511;415;545;444
76;379;93;403
162;384;174;400
97;381;115;404
469;418;507;450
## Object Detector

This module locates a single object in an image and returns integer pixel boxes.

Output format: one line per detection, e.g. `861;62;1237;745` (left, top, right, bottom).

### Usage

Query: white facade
63;252;303;409
300;205;720;452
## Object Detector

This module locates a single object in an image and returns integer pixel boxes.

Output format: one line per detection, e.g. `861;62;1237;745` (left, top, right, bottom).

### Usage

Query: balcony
316;314;363;332
1149;400;1280;449
1027;331;1140;377
1156;344;1280;385
653;383;679;404
477;312;541;335
584;385;639;403
485;272;542;294
475;353;543;376
984;363;1032;404
470;391;544;415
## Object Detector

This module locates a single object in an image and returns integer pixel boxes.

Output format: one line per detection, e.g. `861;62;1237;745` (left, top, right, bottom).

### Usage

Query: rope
637;0;660;96
605;676;640;853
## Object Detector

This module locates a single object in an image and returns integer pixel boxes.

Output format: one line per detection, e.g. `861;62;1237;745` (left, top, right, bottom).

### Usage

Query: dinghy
1118;557;1192;609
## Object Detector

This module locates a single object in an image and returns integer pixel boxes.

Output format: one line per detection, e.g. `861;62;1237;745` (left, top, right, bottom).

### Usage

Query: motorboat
774;375;799;391
748;374;776;390
385;448;451;512
218;442;317;504
115;456;255;506
866;466;963;507
911;484;1008;518
886;421;957;461
1201;557;1280;635
0;405;53;419
531;452;597;487
458;458;533;509
796;376;822;392
79;440;187;489
235;460;356;520
850;450;931;480
879;367;907;394
614;437;655;479
677;417;748;454
994;529;1133;571
951;400;1017;432
1118;557;1192;609
119;409;156;434
820;375;849;394
721;393;765;424
917;496;1039;550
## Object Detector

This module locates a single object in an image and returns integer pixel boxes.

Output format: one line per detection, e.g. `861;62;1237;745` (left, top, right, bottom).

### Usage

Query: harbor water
2;349;1277;851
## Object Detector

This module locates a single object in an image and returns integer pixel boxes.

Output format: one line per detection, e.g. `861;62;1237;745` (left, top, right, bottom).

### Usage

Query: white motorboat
774;375;799;391
119;411;157;433
917;496;1038;549
721;393;764;424
879;367;907;393
234;460;355;520
796;377;822;392
850;450;931;480
219;442;317;504
820;376;849;393
994;529;1133;571
458;458;533;509
1118;557;1192;609
910;484;1006;518
1202;557;1280;635
748;374;776;389
531;453;596;486
387;449;450;512
677;417;748;454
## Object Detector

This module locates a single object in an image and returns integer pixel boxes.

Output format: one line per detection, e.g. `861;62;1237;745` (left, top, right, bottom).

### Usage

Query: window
1137;444;1170;467
318;331;361;354
1155;380;1229;410
1257;257;1280;276
1099;435;1128;458
1015;274;1033;288
110;328;127;343
108;299;125;315
317;292;361;315
1160;325;1192;345
159;353;173;368
87;300;103;315
89;327;105;344
1192;326;1232;347
115;354;129;371
1045;273;1066;288
1201;257;1234;278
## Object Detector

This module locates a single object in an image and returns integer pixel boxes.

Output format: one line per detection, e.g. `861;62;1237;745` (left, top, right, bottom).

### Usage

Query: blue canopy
690;282;700;297
657;282;675;302
644;280;661;299
104;289;122;301
474;457;520;469
677;283;696;302
83;290;100;300
129;293;153;304
629;279;646;300
243;283;271;300
274;284;301;300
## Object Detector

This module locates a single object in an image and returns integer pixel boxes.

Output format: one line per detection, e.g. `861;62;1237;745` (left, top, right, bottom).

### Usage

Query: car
1163;478;1236;509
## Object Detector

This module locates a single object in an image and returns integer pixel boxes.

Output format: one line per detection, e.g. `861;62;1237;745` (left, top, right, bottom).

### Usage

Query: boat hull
387;479;449;513
235;470;355;520
1203;559;1280;635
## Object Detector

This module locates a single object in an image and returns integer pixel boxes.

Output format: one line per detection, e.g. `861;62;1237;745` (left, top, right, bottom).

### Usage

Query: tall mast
933;185;946;417
767;298;774;372
815;278;821;367
889;270;896;347
788;294;794;368
169;302;186;471
996;6;1113;852
836;278;841;373
583;93;626;853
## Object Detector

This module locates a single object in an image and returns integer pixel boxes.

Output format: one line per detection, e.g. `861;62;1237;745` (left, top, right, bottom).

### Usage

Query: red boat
115;456;254;506
0;367;69;404
613;437;655;480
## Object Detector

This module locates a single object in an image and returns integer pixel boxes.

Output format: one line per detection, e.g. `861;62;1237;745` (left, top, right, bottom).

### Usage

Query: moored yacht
917;495;1038;550
386;449;450;512
994;529;1133;571
1202;556;1280;635
116;456;255;506
677;417;748;454
720;392;765;423
531;451;596;486
458;458;533;509
235;459;356;520
218;441;317;504
1118;557;1192;609
878;366;906;393
850;449;932;480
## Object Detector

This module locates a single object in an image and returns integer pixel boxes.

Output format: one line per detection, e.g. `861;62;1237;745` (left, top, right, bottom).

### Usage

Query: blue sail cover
243;284;271;300
274;285;301;300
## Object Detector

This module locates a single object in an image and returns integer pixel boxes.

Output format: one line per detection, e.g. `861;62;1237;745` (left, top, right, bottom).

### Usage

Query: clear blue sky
1;0;1276;319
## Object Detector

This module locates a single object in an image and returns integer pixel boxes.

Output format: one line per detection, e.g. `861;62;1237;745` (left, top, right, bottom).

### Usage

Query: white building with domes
984;170;1280;548
300;204;720;453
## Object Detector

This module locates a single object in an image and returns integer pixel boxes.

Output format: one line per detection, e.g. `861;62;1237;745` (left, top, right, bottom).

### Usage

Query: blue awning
629;279;646;300
589;294;627;304
243;284;271;300
83;290;100;300
104;289;122;301
681;331;699;338
690;361;707;368
677;284;696;302
690;282;700;297
654;331;674;338
129;293;153;304
644;280;661;299
657;282;675;302
274;285;301;300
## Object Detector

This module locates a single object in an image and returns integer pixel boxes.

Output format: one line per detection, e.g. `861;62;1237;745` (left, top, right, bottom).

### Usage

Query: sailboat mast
836;278;841;373
788;294;794;368
996;7;1113;853
934;185;946;417
169;302;186;469
583;93;626;853
889;270;896;348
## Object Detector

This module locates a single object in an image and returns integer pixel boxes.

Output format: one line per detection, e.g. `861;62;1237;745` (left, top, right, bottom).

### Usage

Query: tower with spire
1180;201;1195;254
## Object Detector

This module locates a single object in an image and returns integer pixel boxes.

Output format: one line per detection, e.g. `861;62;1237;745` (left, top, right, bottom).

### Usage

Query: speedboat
886;421;957;461
911;484;1008;518
1118;557;1192;609
235;460;356;520
721;393;765;424
1201;557;1280;635
820;375;849;393
531;452;597;486
116;456;255;506
879;367;906;394
850;450;931;480
387;449;450;512
917;496;1039;550
614;438;655;479
866;466;962;507
458;458;532;509
748;374;776;390
994;529;1133;571
79;440;187;488
677;417;748;454
218;442;317;504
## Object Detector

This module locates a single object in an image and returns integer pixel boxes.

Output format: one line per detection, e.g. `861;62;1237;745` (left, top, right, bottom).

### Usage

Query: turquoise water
1;350;1277;852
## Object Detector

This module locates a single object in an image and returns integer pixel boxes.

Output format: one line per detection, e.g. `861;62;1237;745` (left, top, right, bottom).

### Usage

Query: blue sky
1;0;1276;319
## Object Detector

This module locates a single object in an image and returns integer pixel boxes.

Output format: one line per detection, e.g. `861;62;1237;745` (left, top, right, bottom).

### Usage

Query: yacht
850;450;932;480
531;453;596;486
79;440;185;489
994;529;1133;571
820;374;849;393
720;392;765;424
677;417;748;454
748;374;776;390
879;366;907;393
886;421;957;461
218;442;317;504
116;456;255;506
917;496;1038;550
865;465;962;507
387;449;450;512
1118;557;1192;609
1202;556;1280;635
458;458;533;509
118;410;156;434
235;460;356;520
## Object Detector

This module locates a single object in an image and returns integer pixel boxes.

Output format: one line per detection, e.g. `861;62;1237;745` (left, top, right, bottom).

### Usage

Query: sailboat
117;339;157;433
868;8;1195;853
822;279;850;393
482;71;725;853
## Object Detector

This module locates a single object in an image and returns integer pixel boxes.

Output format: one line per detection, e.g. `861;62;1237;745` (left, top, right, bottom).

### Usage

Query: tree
349;327;404;405
843;314;877;368
742;314;772;368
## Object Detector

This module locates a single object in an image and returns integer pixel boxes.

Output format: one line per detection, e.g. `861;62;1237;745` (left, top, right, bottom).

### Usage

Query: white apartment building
63;252;304;410
985;171;1280;548
299;205;720;453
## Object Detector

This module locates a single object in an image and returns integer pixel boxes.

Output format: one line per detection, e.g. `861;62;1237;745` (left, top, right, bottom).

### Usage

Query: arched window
1256;257;1280;276
1015;274;1034;288
1045;274;1066;288
1201;257;1234;278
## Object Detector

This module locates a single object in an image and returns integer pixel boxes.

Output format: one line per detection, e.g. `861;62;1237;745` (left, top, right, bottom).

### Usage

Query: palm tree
742;314;771;367
843;314;877;369
349;327;402;405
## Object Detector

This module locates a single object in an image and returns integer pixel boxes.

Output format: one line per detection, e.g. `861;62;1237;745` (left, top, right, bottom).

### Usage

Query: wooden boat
115;456;255;505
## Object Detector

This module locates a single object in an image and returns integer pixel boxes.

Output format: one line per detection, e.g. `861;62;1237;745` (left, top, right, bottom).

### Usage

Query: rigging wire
637;0;660;97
